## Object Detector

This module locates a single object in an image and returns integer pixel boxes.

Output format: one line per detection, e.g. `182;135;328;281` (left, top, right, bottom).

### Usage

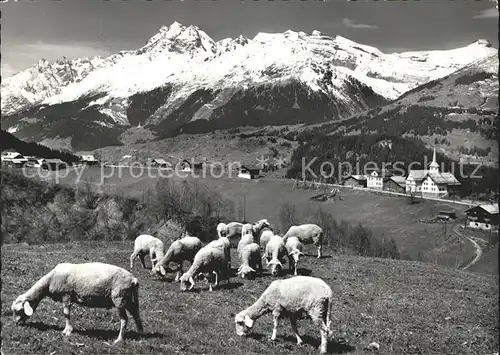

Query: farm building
343;175;367;188
384;176;406;193
150;158;170;168
179;159;203;172
42;159;67;170
79;154;99;165
1;152;28;167
238;165;261;179
464;204;499;231
366;169;392;190
405;148;460;198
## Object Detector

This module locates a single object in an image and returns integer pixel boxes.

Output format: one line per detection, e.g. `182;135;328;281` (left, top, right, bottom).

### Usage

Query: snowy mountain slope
309;54;499;165
1;22;497;151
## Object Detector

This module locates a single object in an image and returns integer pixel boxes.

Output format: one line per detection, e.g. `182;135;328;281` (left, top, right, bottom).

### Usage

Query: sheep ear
298;251;304;256
288;251;294;257
23;301;33;316
244;315;254;328
160;266;166;276
13;302;23;312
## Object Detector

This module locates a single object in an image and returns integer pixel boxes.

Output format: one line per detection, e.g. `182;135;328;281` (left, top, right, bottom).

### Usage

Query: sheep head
266;259;283;276
238;265;256;279
288;250;304;263
234;311;254;336
179;274;195;292
11;296;33;324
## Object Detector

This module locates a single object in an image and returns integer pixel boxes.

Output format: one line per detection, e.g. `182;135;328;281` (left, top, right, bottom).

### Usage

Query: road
453;225;484;270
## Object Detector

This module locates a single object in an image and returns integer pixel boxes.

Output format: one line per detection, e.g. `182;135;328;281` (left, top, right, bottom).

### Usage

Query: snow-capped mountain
1;21;497;151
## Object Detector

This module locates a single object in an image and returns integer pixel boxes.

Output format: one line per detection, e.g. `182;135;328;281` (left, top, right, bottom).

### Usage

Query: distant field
2;242;498;355
35;166;473;261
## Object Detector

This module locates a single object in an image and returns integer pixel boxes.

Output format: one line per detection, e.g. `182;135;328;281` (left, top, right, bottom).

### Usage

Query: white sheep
151;236;203;280
282;224;324;259
208;236;232;271
285;237;304;276
130;234;165;269
178;245;229;292
11;262;144;344
242;219;272;239
264;235;287;276
259;229;275;251
241;223;253;238
216;222;227;238
234;276;333;354
237;233;255;254
237;243;263;279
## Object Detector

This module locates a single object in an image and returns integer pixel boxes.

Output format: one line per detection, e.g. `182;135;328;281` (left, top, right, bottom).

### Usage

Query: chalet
384;176;406;193
366;169;392;190
342;175;367;188
179;159;203;172
405;149;460;198
80;154;99;166
42;158;67;170
1;152;28;167
150;158;170;168
464;204;499;231
238;165;261;179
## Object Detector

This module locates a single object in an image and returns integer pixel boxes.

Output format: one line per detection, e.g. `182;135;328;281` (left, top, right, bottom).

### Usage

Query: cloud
473;7;498;19
1;41;114;78
342;18;379;30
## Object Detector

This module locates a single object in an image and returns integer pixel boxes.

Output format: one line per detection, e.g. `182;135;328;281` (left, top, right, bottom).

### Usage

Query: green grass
1;242;498;355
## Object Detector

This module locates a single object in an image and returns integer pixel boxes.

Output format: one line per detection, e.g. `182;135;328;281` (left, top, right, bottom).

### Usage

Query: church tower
429;148;439;173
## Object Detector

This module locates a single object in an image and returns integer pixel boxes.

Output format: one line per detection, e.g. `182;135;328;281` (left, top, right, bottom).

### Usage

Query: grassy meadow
1;242;498;355
35;165;475;264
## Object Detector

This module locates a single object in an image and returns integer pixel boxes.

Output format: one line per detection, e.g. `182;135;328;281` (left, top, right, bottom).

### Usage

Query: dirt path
453;226;484;270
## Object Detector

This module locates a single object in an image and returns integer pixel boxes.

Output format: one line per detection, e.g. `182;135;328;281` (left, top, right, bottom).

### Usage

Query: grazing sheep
216;222;227;238
259;229;275;251
208;236;232;271
237;243;263;279
237;233;255;254
285;237;304;276
11;262;144;344
264;235;287;276
241;223;254;238
130;234;165;269
152;236;203;280
283;224;324;259
243;219;272;240
179;245;229;292
234;276;333;354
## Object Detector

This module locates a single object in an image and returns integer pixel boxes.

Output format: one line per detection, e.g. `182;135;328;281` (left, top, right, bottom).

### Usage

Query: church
405;149;461;198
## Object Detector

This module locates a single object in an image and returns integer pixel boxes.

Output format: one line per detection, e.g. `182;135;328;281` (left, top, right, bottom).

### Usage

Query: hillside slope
1;22;496;151
306;54;499;165
1;242;498;355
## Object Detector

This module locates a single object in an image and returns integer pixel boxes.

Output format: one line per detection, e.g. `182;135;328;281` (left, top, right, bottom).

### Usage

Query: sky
1;0;498;78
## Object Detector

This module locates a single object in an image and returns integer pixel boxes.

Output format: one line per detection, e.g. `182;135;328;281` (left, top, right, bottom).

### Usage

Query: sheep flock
11;220;335;354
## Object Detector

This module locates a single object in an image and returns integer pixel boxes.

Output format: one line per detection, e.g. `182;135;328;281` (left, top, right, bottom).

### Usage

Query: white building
405;148;460;197
366;169;392;190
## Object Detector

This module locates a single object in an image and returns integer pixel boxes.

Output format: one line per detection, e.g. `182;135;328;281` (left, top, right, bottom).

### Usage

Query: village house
79;154;99;166
366;168;392;190
1;152;28;167
179;159;203;172
464;204;499;231
405;149;460;198
150;158;170;168
238;165;261;179
384;176;407;193
342;175;367;188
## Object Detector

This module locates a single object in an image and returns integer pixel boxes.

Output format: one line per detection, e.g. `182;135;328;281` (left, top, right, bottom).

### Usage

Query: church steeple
429;148;439;173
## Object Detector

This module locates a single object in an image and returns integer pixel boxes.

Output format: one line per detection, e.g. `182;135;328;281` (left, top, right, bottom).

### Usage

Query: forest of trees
0;130;79;163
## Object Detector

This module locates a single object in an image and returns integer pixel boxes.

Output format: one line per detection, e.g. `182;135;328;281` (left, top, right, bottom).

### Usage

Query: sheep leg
309;312;328;354
129;250;139;269
270;309;280;341
290;317;304;346
317;245;323;259
139;253;147;269
175;263;182;281
149;250;156;269
62;297;73;336
125;304;144;334
114;307;128;344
